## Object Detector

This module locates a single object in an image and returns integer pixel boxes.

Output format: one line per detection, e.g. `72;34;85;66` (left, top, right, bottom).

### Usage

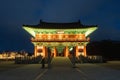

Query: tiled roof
23;20;97;29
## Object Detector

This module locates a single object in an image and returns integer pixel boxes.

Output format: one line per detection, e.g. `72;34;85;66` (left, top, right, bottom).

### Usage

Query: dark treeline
87;40;120;60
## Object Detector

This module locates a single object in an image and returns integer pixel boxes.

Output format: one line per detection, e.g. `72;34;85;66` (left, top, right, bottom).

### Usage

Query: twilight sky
0;0;120;52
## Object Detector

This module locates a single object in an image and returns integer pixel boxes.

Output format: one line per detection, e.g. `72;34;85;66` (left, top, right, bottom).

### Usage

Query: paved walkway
0;57;120;80
39;57;91;80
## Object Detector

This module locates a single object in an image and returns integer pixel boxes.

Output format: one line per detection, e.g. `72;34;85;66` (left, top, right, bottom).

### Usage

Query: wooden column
34;45;37;57
76;46;78;57
53;47;57;57
65;46;69;57
83;45;87;57
43;46;46;57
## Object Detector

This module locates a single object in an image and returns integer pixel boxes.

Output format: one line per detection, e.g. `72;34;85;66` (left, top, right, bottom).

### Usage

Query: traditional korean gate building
23;20;97;57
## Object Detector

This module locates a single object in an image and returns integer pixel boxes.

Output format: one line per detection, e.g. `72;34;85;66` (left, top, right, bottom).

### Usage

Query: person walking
41;57;45;68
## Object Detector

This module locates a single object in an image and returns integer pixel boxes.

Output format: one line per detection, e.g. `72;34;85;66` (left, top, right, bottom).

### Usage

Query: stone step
51;57;72;67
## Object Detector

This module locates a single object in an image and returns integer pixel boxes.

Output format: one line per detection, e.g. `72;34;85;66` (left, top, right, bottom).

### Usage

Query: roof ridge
23;20;98;29
40;20;81;24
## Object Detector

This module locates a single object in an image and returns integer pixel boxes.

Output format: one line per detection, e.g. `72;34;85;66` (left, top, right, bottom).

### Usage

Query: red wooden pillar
43;46;46;57
76;46;78;57
65;46;69;57
34;45;37;57
54;47;57;57
84;45;87;57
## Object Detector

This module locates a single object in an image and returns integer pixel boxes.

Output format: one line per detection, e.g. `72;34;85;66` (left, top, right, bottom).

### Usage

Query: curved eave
23;26;36;37
85;27;98;37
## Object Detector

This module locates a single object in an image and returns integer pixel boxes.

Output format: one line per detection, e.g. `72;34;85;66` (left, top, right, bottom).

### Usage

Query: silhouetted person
72;53;76;68
41;57;45;68
48;48;51;68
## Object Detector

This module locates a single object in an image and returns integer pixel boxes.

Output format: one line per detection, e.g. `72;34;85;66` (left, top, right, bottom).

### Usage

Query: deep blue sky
0;0;120;52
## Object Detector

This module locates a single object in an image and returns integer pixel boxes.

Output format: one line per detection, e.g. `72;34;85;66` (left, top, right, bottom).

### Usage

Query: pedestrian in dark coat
41;57;45;68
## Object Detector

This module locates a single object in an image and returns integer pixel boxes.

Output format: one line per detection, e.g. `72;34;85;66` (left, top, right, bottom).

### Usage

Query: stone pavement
0;57;120;80
38;57;91;80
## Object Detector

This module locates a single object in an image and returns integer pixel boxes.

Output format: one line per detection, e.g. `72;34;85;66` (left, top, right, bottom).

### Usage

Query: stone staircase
51;57;72;67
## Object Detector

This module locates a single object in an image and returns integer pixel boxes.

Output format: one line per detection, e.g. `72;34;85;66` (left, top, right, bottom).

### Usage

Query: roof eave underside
23;24;97;29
